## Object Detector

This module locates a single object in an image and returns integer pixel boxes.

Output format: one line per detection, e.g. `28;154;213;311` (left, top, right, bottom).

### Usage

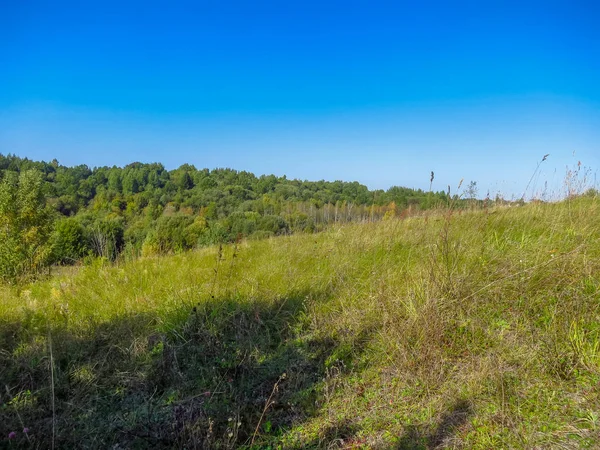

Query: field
1;194;600;449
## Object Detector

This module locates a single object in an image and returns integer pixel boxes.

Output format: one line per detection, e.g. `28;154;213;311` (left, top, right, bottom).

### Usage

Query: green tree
0;170;54;282
122;172;140;195
89;217;125;261
52;218;88;264
178;171;194;191
107;170;122;193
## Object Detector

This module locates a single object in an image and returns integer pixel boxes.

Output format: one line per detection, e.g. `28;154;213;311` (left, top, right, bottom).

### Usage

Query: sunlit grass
1;194;600;448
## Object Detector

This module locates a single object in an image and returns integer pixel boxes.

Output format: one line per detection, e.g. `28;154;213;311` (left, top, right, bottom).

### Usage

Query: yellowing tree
382;201;398;220
0;170;54;282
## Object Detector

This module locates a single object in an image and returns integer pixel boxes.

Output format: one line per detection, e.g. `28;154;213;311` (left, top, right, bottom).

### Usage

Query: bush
0;169;54;282
257;214;289;235
89;216;125;261
198;221;229;246
52;218;88;264
141;231;161;257
154;215;194;253
183;216;208;248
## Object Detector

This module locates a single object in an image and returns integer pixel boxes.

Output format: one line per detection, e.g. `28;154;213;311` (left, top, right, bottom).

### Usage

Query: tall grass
1;192;599;448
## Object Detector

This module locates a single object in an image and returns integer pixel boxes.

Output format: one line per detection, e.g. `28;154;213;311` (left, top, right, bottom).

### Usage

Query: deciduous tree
0;170;54;282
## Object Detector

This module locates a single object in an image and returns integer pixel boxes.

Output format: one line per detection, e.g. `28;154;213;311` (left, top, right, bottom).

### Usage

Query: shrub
89;216;125;261
51;218;88;264
0;169;54;282
257;214;289;235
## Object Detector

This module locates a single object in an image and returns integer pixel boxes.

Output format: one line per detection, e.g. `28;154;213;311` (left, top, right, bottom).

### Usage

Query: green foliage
51;218;88;264
0;153;507;268
0;169;54;282
286;211;315;233
154;215;195;253
178;171;194;190
1;197;600;448
89;216;125;261
183;216;207;247
257;214;289;235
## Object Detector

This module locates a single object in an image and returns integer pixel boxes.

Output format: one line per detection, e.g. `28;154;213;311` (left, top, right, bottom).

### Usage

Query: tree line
0;153;453;282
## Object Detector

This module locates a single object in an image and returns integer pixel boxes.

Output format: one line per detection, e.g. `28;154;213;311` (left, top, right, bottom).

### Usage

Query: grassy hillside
1;194;599;448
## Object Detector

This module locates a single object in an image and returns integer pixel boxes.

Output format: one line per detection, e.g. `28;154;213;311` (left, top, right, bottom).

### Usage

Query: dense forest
0;153;460;280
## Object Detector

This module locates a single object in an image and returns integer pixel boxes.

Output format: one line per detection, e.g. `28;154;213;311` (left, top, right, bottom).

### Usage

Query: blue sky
1;0;599;198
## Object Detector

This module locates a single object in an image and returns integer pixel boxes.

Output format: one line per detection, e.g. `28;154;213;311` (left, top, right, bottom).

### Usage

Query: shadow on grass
0;287;472;450
396;399;472;450
280;399;472;450
0;289;351;449
285;420;362;449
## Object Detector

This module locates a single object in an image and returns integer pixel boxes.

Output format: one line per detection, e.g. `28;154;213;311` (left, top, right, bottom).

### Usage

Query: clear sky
1;0;599;199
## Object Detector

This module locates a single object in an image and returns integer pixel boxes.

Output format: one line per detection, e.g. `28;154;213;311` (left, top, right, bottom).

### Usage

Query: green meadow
1;194;600;448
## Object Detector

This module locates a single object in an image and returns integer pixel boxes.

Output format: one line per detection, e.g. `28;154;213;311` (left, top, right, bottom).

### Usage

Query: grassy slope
1;196;600;449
